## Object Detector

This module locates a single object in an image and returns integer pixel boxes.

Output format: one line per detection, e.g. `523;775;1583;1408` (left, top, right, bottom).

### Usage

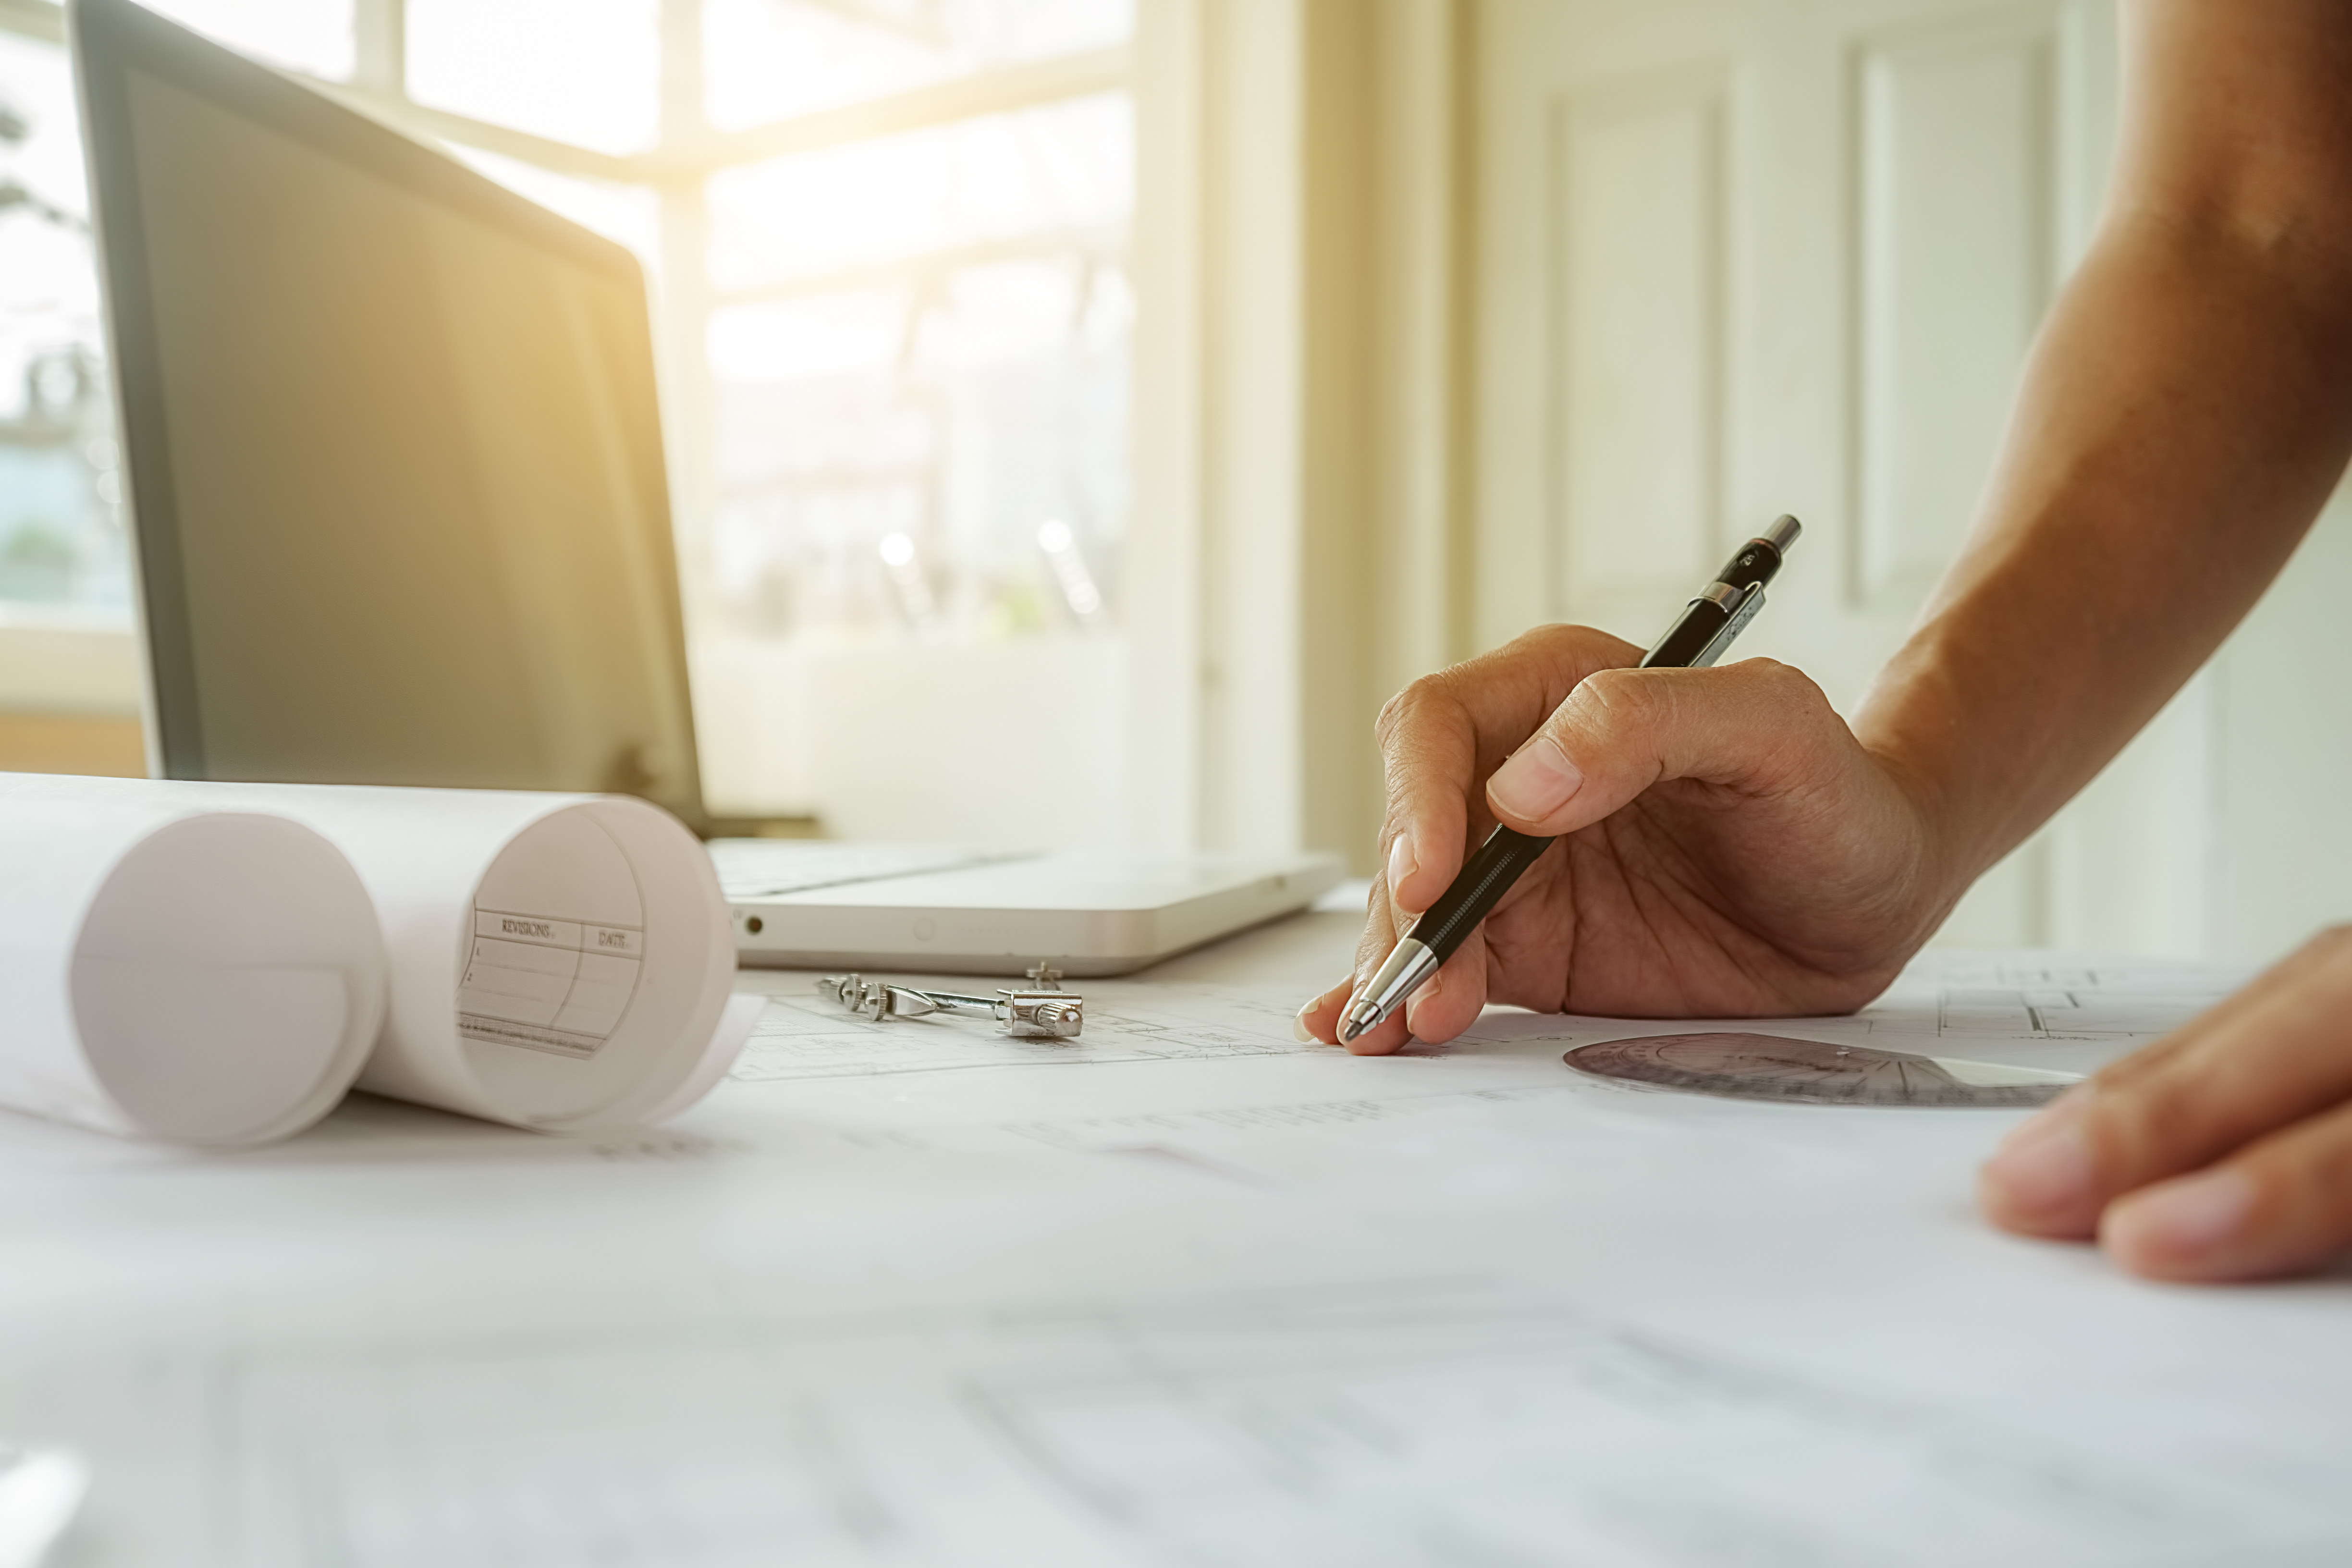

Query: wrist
1853;633;2005;938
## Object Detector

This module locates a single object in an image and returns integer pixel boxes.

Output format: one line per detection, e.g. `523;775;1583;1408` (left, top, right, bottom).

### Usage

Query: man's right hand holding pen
1292;626;1945;1058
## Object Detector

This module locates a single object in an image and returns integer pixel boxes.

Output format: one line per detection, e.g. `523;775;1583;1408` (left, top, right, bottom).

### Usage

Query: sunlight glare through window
704;83;1132;645
408;0;662;156
703;0;1130;131
708;94;1130;288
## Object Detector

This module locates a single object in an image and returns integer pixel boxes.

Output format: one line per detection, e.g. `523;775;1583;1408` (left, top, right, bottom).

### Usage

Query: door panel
1855;12;2058;609
1476;0;2164;951
1554;74;1727;620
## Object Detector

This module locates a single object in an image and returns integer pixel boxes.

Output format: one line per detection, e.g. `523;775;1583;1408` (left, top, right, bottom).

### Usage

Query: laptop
70;0;1340;977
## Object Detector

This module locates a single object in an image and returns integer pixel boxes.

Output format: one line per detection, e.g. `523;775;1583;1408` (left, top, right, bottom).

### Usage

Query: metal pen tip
1335;999;1377;1045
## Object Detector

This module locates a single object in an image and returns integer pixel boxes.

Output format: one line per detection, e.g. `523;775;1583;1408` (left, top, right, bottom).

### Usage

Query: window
704;89;1132;643
0;0;1136;836
704;0;1129;129
407;0;661;155
0;30;122;620
1;3;358;627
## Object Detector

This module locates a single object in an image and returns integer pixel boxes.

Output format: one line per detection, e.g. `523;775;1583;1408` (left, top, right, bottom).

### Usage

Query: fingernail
1488;737;1583;823
2109;1169;2255;1262
1292;1002;1317;1043
1403;971;1442;1037
1996;1088;2089;1152
1982;1113;2094;1217
1386;833;1418;907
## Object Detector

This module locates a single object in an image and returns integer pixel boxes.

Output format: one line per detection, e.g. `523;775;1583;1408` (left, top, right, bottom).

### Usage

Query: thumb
1483;659;1841;836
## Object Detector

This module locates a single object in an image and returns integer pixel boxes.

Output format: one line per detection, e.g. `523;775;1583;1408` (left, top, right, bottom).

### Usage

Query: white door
1471;0;2352;963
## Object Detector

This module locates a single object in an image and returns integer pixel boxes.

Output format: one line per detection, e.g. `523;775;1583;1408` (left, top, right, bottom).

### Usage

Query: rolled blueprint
1;777;760;1136
0;777;386;1145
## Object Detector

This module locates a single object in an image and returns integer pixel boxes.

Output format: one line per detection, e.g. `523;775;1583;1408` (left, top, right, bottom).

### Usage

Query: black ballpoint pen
1336;514;1804;1044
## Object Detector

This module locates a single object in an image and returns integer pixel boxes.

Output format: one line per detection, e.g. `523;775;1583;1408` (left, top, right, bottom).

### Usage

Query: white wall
2207;489;2352;962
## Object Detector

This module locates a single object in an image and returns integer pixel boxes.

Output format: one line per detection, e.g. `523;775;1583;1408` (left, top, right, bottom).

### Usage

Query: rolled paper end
67;811;385;1147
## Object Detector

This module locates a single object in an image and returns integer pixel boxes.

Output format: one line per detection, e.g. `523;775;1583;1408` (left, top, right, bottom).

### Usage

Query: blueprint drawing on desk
144;1279;2337;1568
727;949;2244;1093
0;949;2344;1568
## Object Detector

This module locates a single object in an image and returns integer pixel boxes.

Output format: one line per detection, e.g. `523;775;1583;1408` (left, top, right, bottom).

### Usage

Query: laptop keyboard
705;839;1031;899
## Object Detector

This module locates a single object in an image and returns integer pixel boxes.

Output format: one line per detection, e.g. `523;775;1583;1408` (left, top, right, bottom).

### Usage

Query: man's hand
1294;624;1957;1053
1981;929;2352;1282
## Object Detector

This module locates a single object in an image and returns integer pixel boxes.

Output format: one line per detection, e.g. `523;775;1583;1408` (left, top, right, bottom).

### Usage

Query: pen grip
1640;598;1731;670
1411;826;1556;960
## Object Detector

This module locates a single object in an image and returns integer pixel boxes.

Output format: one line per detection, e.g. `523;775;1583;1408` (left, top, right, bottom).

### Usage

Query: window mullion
352;0;406;98
655;0;717;620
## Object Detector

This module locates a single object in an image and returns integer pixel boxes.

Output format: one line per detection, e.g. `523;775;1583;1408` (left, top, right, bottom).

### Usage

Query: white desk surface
2;908;2348;1566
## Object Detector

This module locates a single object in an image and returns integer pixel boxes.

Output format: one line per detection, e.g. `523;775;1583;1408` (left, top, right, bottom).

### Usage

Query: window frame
0;0;1141;716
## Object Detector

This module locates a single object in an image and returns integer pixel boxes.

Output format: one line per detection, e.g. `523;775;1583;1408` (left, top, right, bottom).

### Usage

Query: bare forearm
1858;215;2352;892
1855;0;2352;905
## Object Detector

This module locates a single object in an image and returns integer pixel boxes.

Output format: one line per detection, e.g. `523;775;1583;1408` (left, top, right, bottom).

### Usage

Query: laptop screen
74;0;705;822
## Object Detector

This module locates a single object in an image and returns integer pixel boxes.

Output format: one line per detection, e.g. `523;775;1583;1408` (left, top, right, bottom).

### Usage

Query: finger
1383;827;1437;940
1333;879;1419;1056
1353;866;1403;982
1979;928;2352;1238
1342;1004;1416;1055
1401;924;1492;1045
1376;625;1643;921
1294;974;1357;1045
1295;871;1398;1045
1292;873;1417;1053
1482;659;1854;839
1372;675;1474;929
1976;1090;2098;1239
2101;1098;2352;1282
1346;928;1492;1054
1349;625;1642;1054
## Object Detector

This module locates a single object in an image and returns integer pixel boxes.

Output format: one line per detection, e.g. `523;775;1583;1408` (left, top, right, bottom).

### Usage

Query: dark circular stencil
1564;1032;2073;1108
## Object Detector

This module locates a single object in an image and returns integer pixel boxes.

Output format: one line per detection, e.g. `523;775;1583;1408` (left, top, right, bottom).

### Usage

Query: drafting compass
814;970;1085;1040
